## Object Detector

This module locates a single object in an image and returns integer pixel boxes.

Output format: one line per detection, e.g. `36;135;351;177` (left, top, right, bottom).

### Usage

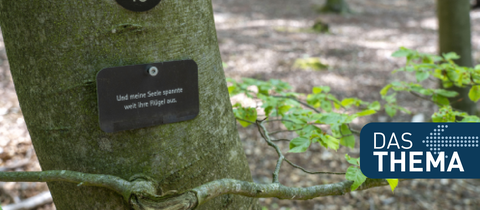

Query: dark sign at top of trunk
115;0;162;12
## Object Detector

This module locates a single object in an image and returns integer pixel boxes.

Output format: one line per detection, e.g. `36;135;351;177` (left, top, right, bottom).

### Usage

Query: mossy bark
437;0;477;114
0;0;257;209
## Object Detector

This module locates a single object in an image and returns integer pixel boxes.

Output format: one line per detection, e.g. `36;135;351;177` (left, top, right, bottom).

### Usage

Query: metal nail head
148;66;158;76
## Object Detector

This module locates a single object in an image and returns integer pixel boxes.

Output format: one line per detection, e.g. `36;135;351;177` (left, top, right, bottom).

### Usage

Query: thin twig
409;91;465;112
349;128;360;135
409;91;436;104
266;118;303;126
269;128;303;135
271;139;292;142
235;118;256;124
272;96;321;113
256;120;285;183
284;158;345;175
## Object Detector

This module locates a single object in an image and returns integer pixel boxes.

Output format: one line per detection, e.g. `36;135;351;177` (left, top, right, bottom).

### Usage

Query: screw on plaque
148;66;159;76
115;0;162;12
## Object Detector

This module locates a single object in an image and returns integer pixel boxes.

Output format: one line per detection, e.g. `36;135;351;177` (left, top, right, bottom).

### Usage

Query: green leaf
432;106;456;122
319;134;340;151
446;69;460;83
333;102;341;109
289;137;311;153
228;86;236;95
384;93;397;103
341;135;355;148
258;85;270;96
405;66;415;72
391;48;410;57
469;85;480;102
443;52;460;60
386;179;399;193
270;79;292;91
432;94;450;106
367;101;381;111
341;98;357;107
397;106;412;114
418;88;433;96
415;71;430;82
385;104;397;117
435;89;458;98
345;154;359;166
264;106;273;117
277;105;291;116
460;115;480;122
345;166;367;191
340;124;355;148
233;107;257;127
317;113;350;126
356;109;376;117
313;86;330;94
320;101;333;112
293;57;328;71
432;55;443;62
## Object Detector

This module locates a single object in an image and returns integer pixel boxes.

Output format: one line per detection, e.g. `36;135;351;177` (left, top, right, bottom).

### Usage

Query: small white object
411;113;425;122
148;66;158;76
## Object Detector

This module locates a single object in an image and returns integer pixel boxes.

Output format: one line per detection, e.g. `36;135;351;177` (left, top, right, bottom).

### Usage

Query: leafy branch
382;47;480;121
229;76;380;191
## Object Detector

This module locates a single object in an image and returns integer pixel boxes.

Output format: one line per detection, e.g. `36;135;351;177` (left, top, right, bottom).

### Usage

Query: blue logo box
360;123;480;178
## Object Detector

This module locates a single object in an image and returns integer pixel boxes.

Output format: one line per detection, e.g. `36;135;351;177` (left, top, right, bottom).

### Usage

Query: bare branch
283;158;345;175
256;120;285;183
0;170;135;202
235;118;256;124
193;178;394;207
272;95;321;113
269;128;303;135
271;138;292;142
0;170;402;210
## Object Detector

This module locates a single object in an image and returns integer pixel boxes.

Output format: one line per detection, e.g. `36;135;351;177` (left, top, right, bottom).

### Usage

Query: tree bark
0;0;257;209
437;0;477;114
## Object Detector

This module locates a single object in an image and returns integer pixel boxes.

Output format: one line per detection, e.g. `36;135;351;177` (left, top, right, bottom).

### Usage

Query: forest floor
2;0;480;209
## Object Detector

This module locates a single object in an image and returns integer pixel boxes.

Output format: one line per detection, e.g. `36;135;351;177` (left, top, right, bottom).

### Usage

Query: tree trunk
0;1;257;209
437;0;477;114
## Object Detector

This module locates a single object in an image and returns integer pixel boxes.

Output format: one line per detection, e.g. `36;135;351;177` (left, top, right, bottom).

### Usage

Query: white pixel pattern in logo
422;125;479;158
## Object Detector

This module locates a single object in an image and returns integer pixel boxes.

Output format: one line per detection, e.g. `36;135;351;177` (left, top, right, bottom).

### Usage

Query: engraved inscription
116;88;183;110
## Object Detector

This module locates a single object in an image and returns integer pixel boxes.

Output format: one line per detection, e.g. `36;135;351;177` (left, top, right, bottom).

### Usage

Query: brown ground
2;0;480;209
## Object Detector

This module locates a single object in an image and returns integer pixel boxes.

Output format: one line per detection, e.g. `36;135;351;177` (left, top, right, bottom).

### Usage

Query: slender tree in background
0;1;257;209
437;0;477;114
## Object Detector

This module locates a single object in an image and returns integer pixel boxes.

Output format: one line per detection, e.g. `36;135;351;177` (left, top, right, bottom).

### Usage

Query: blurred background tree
437;0;477;114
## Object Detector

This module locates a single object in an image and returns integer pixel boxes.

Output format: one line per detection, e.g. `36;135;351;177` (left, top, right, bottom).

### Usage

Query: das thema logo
360;123;480;178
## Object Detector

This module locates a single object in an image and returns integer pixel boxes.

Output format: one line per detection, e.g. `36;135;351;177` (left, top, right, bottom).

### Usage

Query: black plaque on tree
115;0;162;12
96;60;199;133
